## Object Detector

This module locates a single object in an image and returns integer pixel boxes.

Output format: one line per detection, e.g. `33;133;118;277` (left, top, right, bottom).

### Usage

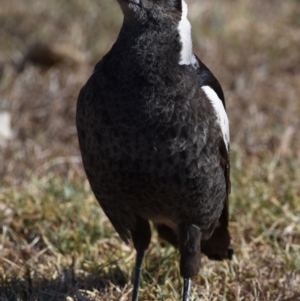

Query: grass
1;0;300;300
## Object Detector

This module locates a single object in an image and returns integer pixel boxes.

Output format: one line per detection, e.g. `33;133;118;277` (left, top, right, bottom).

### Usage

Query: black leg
130;216;151;301
182;278;192;301
132;250;145;301
178;223;202;301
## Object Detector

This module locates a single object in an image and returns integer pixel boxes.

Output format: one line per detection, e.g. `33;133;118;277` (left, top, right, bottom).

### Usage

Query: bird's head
116;0;195;67
117;0;185;25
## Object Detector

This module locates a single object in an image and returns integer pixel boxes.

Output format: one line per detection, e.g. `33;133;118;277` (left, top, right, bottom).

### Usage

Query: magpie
76;0;233;300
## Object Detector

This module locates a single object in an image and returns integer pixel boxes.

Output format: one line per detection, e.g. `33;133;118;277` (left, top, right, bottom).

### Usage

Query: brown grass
0;0;300;300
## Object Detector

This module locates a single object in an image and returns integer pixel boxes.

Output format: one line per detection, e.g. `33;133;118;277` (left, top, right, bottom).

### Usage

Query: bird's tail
201;224;233;260
156;223;233;260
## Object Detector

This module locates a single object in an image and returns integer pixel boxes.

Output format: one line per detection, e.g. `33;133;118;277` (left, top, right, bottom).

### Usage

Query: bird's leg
182;278;192;301
130;216;151;301
132;249;145;301
178;223;202;301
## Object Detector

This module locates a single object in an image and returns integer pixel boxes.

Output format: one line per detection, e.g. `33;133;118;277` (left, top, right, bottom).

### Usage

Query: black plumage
76;0;233;300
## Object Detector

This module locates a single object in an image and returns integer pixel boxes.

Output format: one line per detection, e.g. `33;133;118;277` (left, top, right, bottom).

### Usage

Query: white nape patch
178;0;198;68
202;86;230;149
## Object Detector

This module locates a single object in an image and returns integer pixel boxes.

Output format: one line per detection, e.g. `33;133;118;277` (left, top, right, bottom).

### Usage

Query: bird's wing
195;55;233;259
194;55;230;199
195;56;225;108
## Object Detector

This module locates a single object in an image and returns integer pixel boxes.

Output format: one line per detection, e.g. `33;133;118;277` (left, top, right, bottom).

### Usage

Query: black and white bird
76;0;233;300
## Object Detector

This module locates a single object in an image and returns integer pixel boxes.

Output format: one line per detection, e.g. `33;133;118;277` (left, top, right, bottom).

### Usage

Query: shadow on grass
280;295;300;301
0;265;128;301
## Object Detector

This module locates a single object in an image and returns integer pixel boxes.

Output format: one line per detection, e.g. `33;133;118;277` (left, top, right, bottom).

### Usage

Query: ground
0;0;300;300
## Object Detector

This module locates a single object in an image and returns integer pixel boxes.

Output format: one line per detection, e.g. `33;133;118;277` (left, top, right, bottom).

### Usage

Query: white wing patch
201;86;230;149
178;0;198;68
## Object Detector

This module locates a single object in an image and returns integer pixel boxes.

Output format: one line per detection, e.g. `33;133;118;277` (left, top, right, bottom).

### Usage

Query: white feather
178;0;198;68
201;86;230;149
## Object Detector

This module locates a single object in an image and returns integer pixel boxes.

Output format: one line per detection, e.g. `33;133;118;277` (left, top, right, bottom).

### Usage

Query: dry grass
0;0;300;300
